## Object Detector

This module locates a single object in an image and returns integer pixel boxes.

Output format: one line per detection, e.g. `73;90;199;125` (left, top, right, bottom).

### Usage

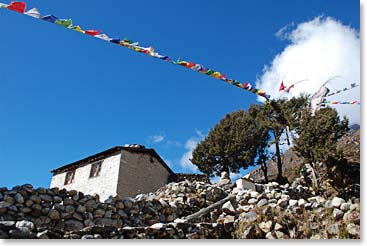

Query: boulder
331;197;346;208
15;220;34;230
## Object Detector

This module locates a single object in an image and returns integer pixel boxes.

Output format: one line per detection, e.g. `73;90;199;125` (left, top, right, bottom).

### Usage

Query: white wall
50;153;121;201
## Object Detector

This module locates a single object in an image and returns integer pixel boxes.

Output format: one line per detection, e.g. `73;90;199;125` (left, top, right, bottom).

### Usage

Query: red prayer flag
7;1;26;13
279;81;285;91
85;30;101;36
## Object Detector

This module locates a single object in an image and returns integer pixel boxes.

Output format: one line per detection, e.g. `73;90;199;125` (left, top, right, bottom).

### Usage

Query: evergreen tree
293;107;349;169
191;109;269;177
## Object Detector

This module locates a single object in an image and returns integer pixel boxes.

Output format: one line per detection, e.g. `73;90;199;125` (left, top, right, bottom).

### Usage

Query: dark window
90;161;102;178
64;170;75;185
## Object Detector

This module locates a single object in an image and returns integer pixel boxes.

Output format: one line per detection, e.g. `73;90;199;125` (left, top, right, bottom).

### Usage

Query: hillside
249;129;360;183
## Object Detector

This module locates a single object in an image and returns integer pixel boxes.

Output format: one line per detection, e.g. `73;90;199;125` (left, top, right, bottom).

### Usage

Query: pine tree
191;109;269;177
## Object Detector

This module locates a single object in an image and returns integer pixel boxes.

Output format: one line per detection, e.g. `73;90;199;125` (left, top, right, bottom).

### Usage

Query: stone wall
117;150;171;198
50;153;121;201
170;173;210;183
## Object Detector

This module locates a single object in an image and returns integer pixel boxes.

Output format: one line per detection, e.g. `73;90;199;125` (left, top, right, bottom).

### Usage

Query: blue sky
0;0;359;188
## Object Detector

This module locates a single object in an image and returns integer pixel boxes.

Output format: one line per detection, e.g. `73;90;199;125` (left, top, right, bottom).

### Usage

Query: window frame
89;161;102;178
64;170;75;185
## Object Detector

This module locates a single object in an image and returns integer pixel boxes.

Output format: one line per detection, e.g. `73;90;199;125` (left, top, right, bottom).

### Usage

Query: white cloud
148;134;165;143
180;131;206;172
257;16;360;124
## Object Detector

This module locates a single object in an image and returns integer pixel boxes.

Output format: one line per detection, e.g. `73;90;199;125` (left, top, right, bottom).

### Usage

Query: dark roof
50;146;174;175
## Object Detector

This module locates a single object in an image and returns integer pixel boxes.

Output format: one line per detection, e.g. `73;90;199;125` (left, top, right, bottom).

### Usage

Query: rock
39;194;53;203
115;201;124;209
223;215;235;224
331;197;345;208
64;220;85;231
250;191;260;198
9;228;36;239
0;221;16;231
274;223;283;231
324;200;333;208
37;231;50;239
76;205;87;213
340;203;351;212
265;232;276;239
123;198;134;209
241;224;264;239
275;230;287;239
29;195;41;204
248;198;257;205
150;223;166;230
222;201;236;215
277;199;288;208
343;211;360;224
257;199;268;208
16;220;34;230
3;195;15;204
239;211;257;223
258;221;273;233
346;223;359;236
48;209;60;220
0;201;11;209
298;199;306;208
288;199;298;207
85;200;97;212
327;224;339;236
333;208;343;220
94;209;106;218
14;193;24;204
82;234;94;239
65;205;76;214
63;198;74;206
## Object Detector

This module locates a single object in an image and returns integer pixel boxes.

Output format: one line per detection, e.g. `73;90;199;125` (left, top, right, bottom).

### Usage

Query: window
64;170;75;185
89;161;102;178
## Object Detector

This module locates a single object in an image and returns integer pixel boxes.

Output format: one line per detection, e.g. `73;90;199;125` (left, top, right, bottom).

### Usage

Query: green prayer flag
55;19;73;27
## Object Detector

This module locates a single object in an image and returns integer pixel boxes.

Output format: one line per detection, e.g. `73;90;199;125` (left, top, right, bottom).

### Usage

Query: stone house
50;145;175;201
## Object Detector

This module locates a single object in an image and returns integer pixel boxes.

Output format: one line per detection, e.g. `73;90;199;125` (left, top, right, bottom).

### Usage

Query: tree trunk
261;163;269;183
274;130;283;181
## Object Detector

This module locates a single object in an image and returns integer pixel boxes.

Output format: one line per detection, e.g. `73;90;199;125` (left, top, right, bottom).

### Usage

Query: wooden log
183;195;236;222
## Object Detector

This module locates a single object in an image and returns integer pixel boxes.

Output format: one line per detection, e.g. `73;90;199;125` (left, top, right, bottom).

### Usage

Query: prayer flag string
0;1;271;100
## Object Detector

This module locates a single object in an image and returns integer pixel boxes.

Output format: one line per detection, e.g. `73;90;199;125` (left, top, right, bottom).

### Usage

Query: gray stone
39;194;53;203
37;231;50;239
340;203;351;212
94;209;105;218
275;230;287;239
0;201;11;209
85;200;97;212
81;234;94;239
277;199;288;208
76;205;86;213
331;197;345;208
327;224;339;236
222;201;236;215
123;198;134;209
53;196;63;203
64;220;84;231
333;208;344;220
274;223;283;231
73;212;84;221
0;221;16;231
65;205;76;214
298;198;306;208
265;232;276;239
250;191;260;198
248;198;257;204
288;199;298;207
343;210;360;224
346;223;359;236
30;195;41;204
63;198;74;206
150;223;166;230
240;211;257;223
48;209;60;220
9;228;36;239
324;200;333;208
115;201;124;209
257;199;268;208
14;193;24;204
259;221;273;233
16;220;34;230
